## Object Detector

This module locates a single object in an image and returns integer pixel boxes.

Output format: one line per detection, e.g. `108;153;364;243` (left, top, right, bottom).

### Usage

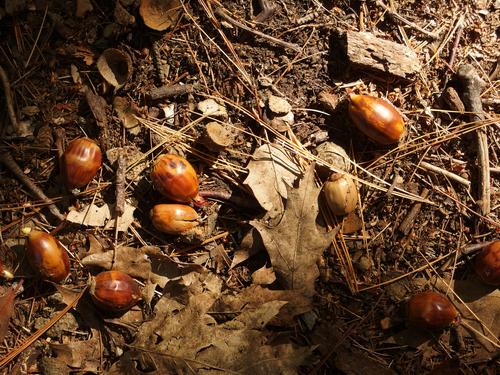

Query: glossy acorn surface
151;154;202;204
151;204;200;234
26;230;70;282
407;291;459;330
474;240;500;286
90;270;140;312
348;93;405;145
62;137;102;189
323;173;358;216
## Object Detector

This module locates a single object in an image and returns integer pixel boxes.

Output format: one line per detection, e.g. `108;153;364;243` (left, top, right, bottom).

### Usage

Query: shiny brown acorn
323;173;358;216
407;291;459;330
62;137;102;189
150;154;204;204
474;240;500;286
26;230;70;282
90;270;141;312
348;93;405;145
151;204;200;235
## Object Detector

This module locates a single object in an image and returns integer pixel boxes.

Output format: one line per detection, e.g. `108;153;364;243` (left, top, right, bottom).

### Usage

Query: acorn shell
348;94;405;145
323;173;358;216
26;230;70;282
474;240;500;286
151;204;199;234
62;137;102;189
90;270;141;312
150;154;200;203
407;291;459;330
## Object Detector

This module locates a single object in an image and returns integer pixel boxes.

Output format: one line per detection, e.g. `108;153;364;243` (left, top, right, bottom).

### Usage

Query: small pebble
267;95;292;116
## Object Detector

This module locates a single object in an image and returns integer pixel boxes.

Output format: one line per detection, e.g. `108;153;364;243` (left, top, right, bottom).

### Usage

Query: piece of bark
398;188;429;235
441;87;465;113
148;83;193;100
115;155;127;217
335;31;421;79
456;64;490;216
85;88;108;128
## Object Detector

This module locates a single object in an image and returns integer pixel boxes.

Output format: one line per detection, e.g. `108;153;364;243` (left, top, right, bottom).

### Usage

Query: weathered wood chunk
336;31;421;79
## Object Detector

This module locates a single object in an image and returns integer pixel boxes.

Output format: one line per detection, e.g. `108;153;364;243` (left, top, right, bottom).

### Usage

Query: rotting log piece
334;31;421;80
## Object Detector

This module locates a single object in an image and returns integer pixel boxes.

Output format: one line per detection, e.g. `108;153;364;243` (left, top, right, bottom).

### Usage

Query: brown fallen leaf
113;271;312;374
81;245;150;277
342;211;363;234
251;265;276;285
212;284;311;326
82;245;205;288
0;280;23;342
454;279;500;360
50;337;100;372
251;164;338;297
244;143;302;219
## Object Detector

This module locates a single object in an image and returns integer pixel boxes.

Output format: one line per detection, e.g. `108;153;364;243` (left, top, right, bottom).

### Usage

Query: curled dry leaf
113;96;141;134
252;265;276;285
139;0;182;31
251;164;338;297
244;143;301;219
66;201;136;231
0;281;23;342
96;48;132;88
66;203;111;227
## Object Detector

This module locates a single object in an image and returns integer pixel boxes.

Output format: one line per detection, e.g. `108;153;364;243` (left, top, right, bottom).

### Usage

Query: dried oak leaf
251;164;338;297
454;280;500;359
81;245;204;288
212;284;311;326
111;272;311;374
50;337;100;372
0;281;23;342
244;143;301;219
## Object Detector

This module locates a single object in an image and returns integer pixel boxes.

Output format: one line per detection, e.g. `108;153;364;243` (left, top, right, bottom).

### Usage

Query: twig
0;153;65;222
418;161;471;187
448;16;464;68
148;83;194;100
0;65;19;134
199;189;260;211
375;0;439;40
214;7;302;52
115;155;127;217
460;241;494;257
456;64;491;216
397;188;429;235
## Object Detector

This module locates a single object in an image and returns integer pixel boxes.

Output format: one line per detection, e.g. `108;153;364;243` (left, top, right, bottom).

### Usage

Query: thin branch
375;0;439;40
214;7;302;52
418;161;471;187
0;153;65;221
0;65;18;134
456;64;491;216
